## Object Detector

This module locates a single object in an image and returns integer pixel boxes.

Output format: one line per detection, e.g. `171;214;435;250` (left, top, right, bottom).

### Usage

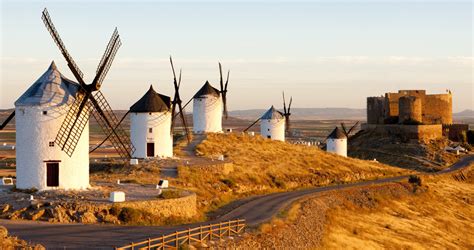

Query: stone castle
367;90;452;125
363;90;469;142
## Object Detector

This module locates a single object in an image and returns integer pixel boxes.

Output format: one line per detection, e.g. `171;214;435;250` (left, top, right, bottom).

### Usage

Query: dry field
228;166;474;249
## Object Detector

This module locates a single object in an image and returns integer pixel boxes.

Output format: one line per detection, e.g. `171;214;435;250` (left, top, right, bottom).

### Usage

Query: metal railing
116;219;245;250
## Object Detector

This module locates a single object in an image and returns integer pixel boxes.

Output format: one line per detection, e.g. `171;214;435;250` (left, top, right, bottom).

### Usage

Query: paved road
2;155;473;249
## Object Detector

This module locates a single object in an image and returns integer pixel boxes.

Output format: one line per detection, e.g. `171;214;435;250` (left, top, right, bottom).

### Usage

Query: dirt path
1;154;473;249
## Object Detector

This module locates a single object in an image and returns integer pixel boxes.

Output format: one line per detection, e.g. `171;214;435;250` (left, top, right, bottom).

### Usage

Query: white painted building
15;62;90;190
260;106;285;141
326;127;347;157
130;85;173;158
192;81;223;133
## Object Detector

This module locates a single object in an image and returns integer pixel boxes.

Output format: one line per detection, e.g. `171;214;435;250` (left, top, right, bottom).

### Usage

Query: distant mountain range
1;108;472;121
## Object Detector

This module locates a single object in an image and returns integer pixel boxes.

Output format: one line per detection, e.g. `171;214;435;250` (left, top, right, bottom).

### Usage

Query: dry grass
322;167;474;249
175;133;409;213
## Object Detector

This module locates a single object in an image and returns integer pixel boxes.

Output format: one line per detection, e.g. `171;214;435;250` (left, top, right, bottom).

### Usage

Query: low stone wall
361;124;442;141
183;162;234;175
113;192;197;218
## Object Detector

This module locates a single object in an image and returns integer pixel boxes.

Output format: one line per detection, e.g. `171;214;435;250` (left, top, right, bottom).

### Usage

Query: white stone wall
130;112;172;158
192;95;223;133
15;105;89;190
327;138;347;157
260;118;285;141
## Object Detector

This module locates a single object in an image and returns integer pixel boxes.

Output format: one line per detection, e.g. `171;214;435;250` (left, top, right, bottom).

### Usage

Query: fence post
161;235;165;248
199;225;203;242
209;224;213;241
131;242;134;250
147;238;151;249
228;220;231;237
188;228;191;245
219;222;222;239
175;231;179;248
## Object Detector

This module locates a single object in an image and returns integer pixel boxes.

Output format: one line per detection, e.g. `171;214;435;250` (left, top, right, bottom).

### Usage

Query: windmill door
46;162;59;187
147;143;155;157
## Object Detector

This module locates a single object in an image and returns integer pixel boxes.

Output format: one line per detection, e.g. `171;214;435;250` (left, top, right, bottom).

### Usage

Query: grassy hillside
175;133;410;212
322;167;474;248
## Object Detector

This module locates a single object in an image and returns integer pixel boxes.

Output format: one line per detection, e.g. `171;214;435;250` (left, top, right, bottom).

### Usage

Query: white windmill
130;85;172;158
13;62;90;190
243;92;292;142
326;127;347;157
1;9;134;190
192;63;230;134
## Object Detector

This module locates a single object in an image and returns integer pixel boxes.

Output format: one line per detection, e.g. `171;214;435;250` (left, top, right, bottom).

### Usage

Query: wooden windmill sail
219;63;230;119
340;121;360;139
282;91;292;132
169;56;191;143
41;8;135;159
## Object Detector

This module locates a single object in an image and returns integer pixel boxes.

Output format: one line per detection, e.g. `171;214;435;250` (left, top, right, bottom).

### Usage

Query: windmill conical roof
193;81;220;98
130;85;171;113
15;61;81;107
261;106;284;120
328;127;347;139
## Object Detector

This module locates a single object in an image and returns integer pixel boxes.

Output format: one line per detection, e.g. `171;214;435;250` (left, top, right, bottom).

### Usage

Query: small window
267;135;271;139
149;128;153;133
43;111;48;115
268;129;270;131
149;112;152;115
49;141;55;147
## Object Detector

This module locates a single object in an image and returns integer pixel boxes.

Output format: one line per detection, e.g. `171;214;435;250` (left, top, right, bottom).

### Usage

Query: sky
0;0;472;112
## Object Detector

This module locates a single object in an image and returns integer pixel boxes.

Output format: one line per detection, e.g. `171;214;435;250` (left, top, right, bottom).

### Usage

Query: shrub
467;130;474;145
158;189;182;199
109;206;121;216
402;119;423;125
221;178;236;188
118;207;142;223
408;175;422;186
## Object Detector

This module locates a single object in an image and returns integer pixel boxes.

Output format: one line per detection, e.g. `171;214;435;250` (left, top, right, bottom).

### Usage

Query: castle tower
130;85;172;158
192;81;223;133
14;62;89;190
260;106;285;141
326;127;347;157
399;96;422;124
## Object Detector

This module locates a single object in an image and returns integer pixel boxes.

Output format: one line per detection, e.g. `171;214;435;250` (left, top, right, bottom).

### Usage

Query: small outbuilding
260;106;285;141
130;85;173;158
326;127;347;157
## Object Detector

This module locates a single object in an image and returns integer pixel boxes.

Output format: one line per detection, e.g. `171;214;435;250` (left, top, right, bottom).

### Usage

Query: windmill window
43;111;48;115
268;129;270;131
49;141;55;147
149;128;153;133
267;135;271;139
149;112;152;115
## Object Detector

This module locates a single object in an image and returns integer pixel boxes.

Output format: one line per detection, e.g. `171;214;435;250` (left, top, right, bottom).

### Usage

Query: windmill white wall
327;138;347;157
130;112;172;158
193;95;223;133
260;119;285;141
15;62;89;190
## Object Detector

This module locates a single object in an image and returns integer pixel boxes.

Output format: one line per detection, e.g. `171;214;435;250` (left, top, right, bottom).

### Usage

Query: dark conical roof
261;105;284;120
15;61;80;107
193;81;220;98
328;127;347;139
130;85;171;113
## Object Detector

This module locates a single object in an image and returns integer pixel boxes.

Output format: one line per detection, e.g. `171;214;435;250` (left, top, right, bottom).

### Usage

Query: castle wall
361;124;442;142
367;97;385;124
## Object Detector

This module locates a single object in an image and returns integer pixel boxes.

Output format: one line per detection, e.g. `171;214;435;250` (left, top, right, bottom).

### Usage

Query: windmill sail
0;111;15;130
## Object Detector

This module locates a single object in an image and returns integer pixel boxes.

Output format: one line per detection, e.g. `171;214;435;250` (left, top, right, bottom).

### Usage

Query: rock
30;209;45;221
0;226;8;238
1;204;10;213
9;207;27;220
79;212;97;224
102;214;120;224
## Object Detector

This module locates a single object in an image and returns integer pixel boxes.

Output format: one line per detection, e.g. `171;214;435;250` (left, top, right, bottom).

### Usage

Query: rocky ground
349;131;464;172
0;182;177;224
